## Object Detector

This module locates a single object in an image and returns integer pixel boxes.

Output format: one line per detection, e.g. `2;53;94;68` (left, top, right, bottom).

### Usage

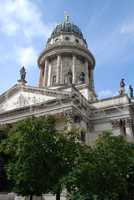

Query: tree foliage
1;118;134;200
0;124;12;192
67;132;134;200
1;116;58;197
0;117;82;200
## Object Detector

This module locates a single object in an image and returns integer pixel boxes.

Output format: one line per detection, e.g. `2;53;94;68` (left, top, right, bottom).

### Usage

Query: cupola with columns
38;15;96;101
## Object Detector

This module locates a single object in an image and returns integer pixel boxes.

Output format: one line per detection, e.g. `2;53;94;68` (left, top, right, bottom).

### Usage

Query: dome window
75;39;79;43
55;38;59;42
65;36;70;41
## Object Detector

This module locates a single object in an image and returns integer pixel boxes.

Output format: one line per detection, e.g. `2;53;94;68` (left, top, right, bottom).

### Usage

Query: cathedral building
0;16;134;145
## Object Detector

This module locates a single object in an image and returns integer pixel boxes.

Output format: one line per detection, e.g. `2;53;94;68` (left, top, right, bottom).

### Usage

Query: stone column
90;68;95;90
72;55;76;84
43;59;48;87
85;60;89;85
56;55;61;84
125;118;134;138
39;65;44;87
47;63;52;87
60;56;63;84
111;119;121;136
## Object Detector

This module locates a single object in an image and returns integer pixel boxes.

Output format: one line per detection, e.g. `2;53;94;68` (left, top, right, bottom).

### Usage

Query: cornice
38;41;95;67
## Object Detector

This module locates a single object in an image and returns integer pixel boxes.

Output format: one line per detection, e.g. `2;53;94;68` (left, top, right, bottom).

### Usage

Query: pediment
0;84;57;113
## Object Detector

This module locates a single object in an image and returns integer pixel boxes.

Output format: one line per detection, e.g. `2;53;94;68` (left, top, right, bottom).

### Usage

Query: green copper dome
50;16;84;40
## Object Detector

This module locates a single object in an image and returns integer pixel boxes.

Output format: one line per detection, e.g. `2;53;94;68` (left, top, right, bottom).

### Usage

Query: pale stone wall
0;91;55;113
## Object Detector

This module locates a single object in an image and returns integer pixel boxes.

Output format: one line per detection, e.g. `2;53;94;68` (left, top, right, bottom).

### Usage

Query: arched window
79;72;85;83
52;75;56;86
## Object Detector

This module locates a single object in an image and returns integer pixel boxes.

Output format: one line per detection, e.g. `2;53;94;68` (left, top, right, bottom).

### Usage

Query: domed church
0;16;134;144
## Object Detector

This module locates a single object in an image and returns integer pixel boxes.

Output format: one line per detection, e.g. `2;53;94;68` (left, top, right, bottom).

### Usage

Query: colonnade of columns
39;54;94;88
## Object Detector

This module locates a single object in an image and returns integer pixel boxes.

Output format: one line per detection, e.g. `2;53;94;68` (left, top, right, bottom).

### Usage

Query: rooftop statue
119;79;125;95
129;85;133;98
18;66;27;84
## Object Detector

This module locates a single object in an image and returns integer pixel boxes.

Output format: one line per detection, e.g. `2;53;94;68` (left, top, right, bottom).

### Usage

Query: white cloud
17;47;38;68
0;0;54;39
0;0;55;68
121;23;134;34
98;90;116;98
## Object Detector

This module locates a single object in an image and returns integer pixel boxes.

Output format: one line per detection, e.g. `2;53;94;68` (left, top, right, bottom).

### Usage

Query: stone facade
0;16;134;199
0;17;134;142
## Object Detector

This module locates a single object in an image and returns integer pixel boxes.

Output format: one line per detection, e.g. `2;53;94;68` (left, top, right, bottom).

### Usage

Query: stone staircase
0;193;66;200
0;193;15;200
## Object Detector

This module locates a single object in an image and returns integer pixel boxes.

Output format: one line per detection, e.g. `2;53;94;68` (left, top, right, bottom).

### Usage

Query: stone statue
19;66;27;83
119;78;125;95
129;85;133;98
79;72;85;83
68;70;72;85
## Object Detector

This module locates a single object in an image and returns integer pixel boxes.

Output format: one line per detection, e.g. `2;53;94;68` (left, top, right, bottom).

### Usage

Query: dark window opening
74;115;81;123
65;37;70;40
120;120;126;136
80;131;86;143
52;75;56;85
55;38;59;42
75;39;79;43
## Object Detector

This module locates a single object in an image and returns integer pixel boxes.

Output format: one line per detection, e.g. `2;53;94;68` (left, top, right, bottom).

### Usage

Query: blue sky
0;0;134;98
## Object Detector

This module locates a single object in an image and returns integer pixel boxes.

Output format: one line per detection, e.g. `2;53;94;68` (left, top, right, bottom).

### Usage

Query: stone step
0;193;15;200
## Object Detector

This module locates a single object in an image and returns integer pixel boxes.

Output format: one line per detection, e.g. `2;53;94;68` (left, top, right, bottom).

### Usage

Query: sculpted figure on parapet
129;85;133;98
19;66;27;83
119;78;125;95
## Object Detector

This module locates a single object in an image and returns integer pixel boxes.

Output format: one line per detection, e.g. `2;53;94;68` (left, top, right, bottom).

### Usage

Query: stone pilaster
85;60;89;85
56;55;61;84
90;68;94;90
47;63;52;87
39;65;44;87
43;59;48;87
125;118;134;138
60;56;63;84
72;55;76;84
111;119;121;136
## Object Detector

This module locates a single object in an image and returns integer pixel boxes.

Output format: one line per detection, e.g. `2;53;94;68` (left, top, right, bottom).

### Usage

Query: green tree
0;117;82;200
1;116;58;200
67;132;134;200
50;128;82;200
0;124;12;192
